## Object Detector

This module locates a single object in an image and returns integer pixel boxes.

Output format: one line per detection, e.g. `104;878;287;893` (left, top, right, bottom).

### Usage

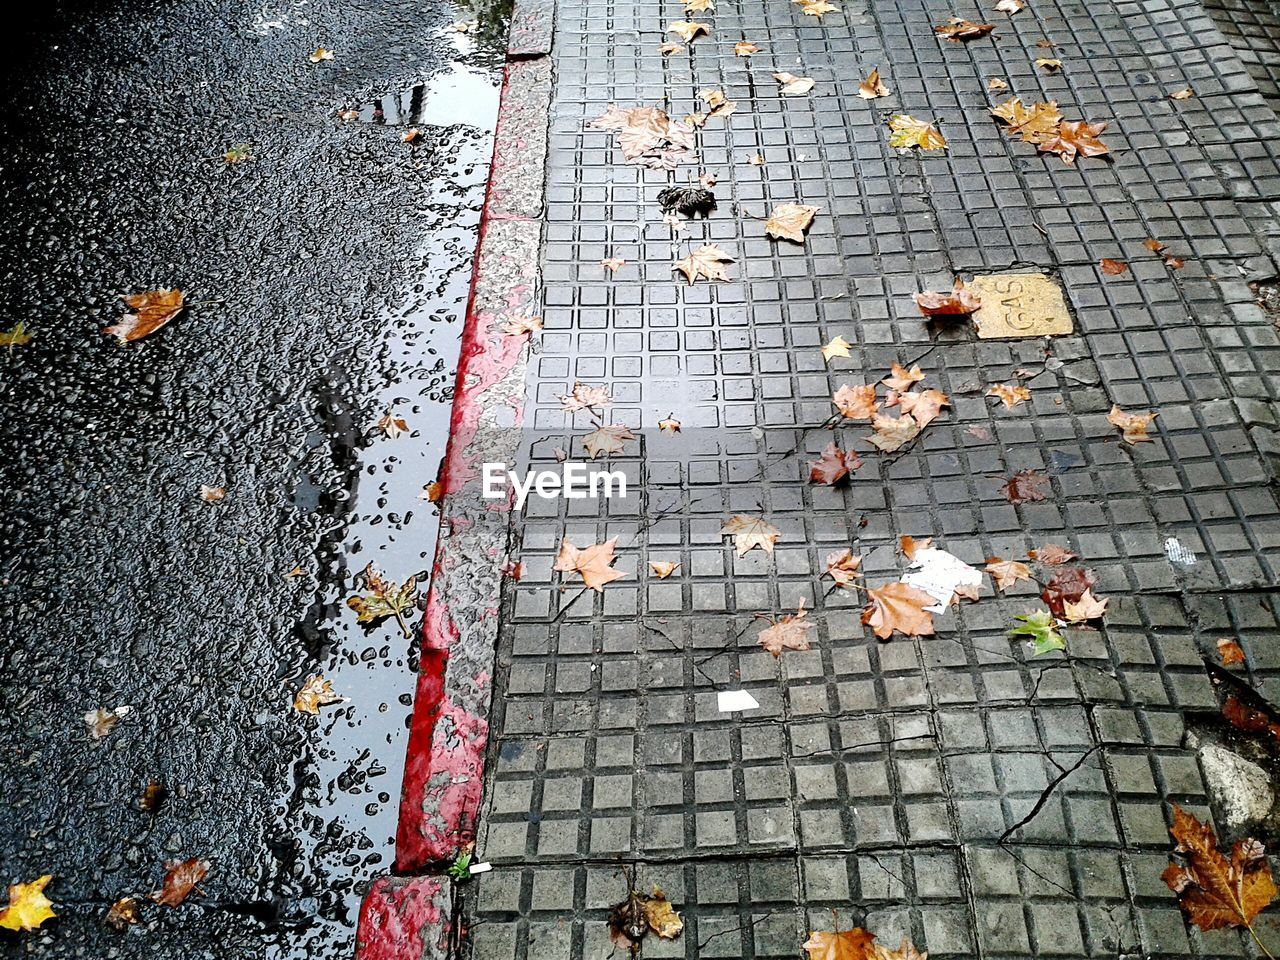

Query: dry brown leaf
1170;88;1195;100
668;20;711;42
735;40;760;55
643;888;683;939
797;0;839;19
199;484;226;503
601;256;626;273
402;128;423;145
554;537;625;591
824;550;863;588
1107;405;1157;444
309;47;334;62
105;896;140;930
294;675;342;714
821;335;852;363
833;383;879;420
1041;566;1095;617
858;68;890;99
152;858;210;908
658;414;681;433
862;582;936;639
866;414;921;452
1144;237;1168;254
1223;695;1280;741
105;289;185;343
1035;57;1062;70
802;927;877;960
502;315;543;336
582;423;635;458
935;17;996;40
766;203;820;242
1217;637;1246;667
897;388;950;428
986;557;1034;592
674;244;735;284
559;381;612;412
888;114;947;150
377;411;408;439
699;88;737;119
987;383;1032;408
721;514;782;556
1099;258;1128;276
899;535;933;561
1002;469;1049;503
988;77;1009;91
990;97;1063;144
1037;119;1110;165
685;0;715;10
1029;543;1076;565
649;560;680;579
808;442;863;485
914;278;980;315
85;706;129;740
1063;588;1108;623
748;153;765;165
996;0;1024;12
758;599;816;657
590;104;695;169
881;362;925;391
1163;804;1278;932
774;72;816;95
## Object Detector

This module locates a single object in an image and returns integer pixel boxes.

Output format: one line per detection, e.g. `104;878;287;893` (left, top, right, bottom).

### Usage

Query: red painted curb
354;876;452;960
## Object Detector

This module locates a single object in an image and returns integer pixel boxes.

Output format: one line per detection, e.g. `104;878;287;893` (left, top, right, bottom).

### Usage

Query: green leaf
223;143;253;164
1009;609;1065;656
0;322;32;351
446;849;472;881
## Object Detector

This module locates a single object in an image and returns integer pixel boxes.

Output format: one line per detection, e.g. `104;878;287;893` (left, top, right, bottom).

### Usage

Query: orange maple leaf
881;362;925;392
1163;804;1278;933
757;600;816;657
861;582;936;639
105;288;185;343
985;557;1033;592
1038;119;1110;165
151;858;211;908
833;383;879;420
913;278;980;316
554;537;625;591
802;927;877;959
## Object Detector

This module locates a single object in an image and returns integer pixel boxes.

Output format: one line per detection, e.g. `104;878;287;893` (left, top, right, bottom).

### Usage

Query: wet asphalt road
0;0;505;956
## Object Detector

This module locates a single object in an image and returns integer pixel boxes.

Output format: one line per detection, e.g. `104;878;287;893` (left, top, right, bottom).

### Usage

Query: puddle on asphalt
345;65;500;130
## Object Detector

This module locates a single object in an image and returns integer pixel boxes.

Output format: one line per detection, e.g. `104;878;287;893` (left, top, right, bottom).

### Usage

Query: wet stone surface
0;0;507;956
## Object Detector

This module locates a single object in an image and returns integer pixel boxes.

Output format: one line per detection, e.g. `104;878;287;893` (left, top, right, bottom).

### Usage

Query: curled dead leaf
913;278;980;316
105;289;186;343
1107;405;1157;444
888;114;947;150
858;68;889;99
1217;637;1246;666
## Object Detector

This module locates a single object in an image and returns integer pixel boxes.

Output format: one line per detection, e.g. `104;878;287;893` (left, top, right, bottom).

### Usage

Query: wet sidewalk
408;0;1280;954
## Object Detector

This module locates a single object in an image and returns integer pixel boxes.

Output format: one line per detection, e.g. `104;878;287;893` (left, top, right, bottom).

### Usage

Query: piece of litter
902;547;984;612
469;862;493;875
718;689;760;712
1164;537;1197;566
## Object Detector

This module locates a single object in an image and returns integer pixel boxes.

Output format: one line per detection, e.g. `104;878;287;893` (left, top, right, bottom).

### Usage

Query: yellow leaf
1063;588;1108;623
988;77;1009;91
308;47;334;62
986;382;1031;408
644;887;684;939
0;321;32;350
887;114;947;150
765;202;820;242
802;928;876;959
0;876;56;932
821;336;852;363
797;0;839;18
1035;57;1062;70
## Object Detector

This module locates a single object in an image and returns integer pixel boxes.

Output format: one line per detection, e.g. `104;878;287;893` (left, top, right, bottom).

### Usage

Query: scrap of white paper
902;547;983;613
717;689;760;712
469;862;493;875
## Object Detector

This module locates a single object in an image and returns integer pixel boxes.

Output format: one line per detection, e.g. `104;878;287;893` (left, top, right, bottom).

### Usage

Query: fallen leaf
0;321;32;351
699;173;717;189
858;68;890;99
986;557;1034;592
996;0;1024;11
105;288;185;343
659;41;684;55
721;514;782;556
1165;255;1185;269
1035;57;1062;70
377;411;409;439
502;315;543;337
601;256;626;273
881;362;925;391
674;244;735;284
309;47;334;62
1170;88;1195;100
198;484;225;503
554;537;625;591
649;560;680;579
774;72;816;95
699;88;737;119
748;153;765;165
1063;587;1108;623
559;381;612;412
346;563;420;639
658;414;681;433
797;0;839;18
339;109;360;121
1037;119;1110;165
1002;469;1049;503
0;876;55;932
897;388;950;428
589;104;695;169
423;480;443;502
139;780;166;813
1009;609;1065;655
990;97;1063;143
735;40;760;55
824;550;863;587
1218;637;1246;667
1107;405;1157;444
1036;37;1054;47
935;17;996;40
402;128;423;144
914;278;980;315
1223;695;1280;741
1163;804;1277;932
105;896;140;930
833;383;879;420
758;599;816;657
553;447;568;462
294;675;342;714
501;559;524;581
821;335;852;363
223;143;252;164
1041;566;1095;617
1100;258;1128;275
450;19;478;31
862;583;936;639
85;706;130;740
888;114;947;150
866;414;921;452
582;423;635;458
801;928;877;960
766;202;820;242
808;442;863;484
988;77;1009;91
1029;543;1076;564
685;0;714;10
643;887;683;939
872;937;929;960
152;859;210;908
987;383;1032;408
658;185;716;217
899;535;933;561
667;20;711;42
